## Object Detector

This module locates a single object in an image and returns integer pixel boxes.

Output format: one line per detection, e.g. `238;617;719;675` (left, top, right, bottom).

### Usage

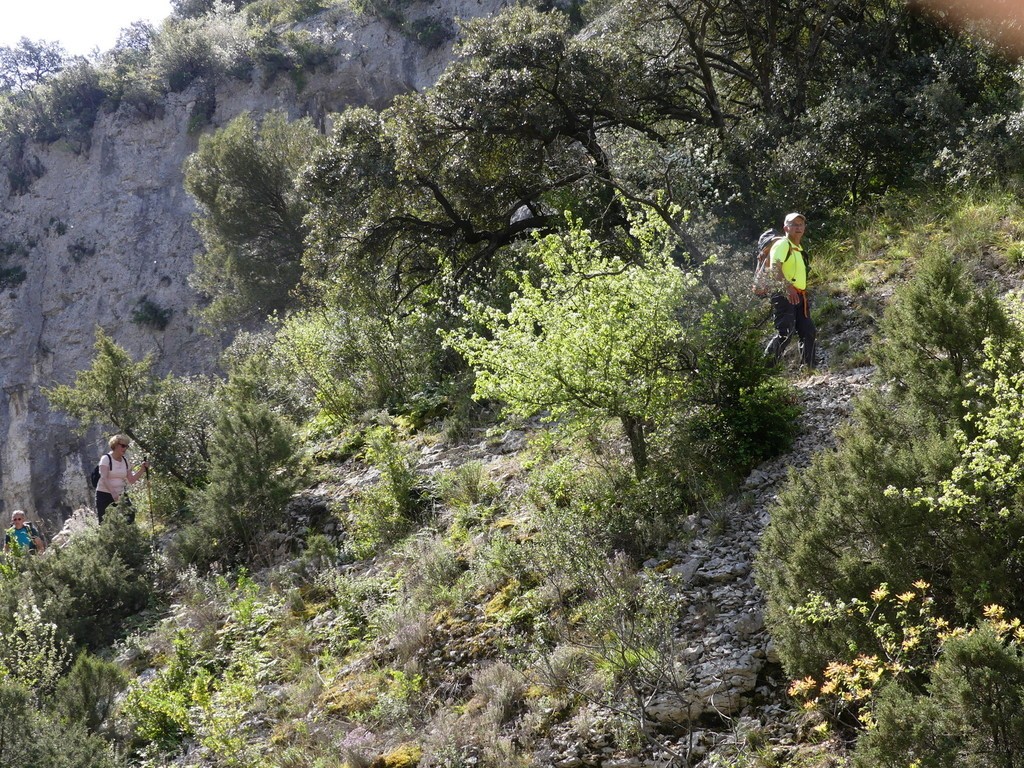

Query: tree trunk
621;414;649;477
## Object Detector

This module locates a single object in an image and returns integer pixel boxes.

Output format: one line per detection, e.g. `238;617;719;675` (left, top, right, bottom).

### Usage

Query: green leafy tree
186;111;323;328
99;21;159;115
448;207;703;477
0;38;64;93
149;8;251;92
45;329;217;488
608;0;1022;221
0;38;67;145
45;328;158;438
300;7;711;322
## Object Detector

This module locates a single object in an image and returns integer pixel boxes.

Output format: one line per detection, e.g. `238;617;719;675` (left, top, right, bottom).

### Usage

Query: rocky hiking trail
523;363;873;768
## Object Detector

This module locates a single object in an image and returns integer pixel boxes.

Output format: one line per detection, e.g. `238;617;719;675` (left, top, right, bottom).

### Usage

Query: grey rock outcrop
0;1;510;524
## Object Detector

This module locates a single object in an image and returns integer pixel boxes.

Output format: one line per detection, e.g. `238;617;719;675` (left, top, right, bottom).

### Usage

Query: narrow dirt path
635;364;874;766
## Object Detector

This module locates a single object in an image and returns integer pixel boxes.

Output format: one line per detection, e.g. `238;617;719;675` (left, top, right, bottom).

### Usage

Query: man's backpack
90;453;112;490
753;229;784;296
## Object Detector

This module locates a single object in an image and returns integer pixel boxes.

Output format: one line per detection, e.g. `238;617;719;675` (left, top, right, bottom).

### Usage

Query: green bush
121;573;283;761
53;653;129;735
348;426;423;558
121;631;216;754
528;452;677;587
0;682;118;768
856;626;1024;767
99;21;161;117
251;27;333;88
246;0;331;27
0;603;70;699
0;264;27;289
871;252;1011;428
186;82;216;133
153;21;217;92
131;295;174;330
405;16;453;49
172;0;256;18
436;460;498;513
757;256;1019;679
307;569;394;653
152;8;252;92
19;511;155;651
351;0;414;25
666;301;800;485
173;391;299;569
32;58;105;148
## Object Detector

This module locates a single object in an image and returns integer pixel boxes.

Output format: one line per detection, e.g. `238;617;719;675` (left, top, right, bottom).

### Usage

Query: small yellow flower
871;585;890;602
896;591;916;604
788;676;817;697
984;604;1006;620
912;580;930;591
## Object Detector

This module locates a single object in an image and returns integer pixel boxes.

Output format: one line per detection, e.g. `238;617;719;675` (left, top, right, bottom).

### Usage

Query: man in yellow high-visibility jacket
765;212;816;368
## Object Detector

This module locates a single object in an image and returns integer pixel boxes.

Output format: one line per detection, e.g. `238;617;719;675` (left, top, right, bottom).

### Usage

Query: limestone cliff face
0;1;509;525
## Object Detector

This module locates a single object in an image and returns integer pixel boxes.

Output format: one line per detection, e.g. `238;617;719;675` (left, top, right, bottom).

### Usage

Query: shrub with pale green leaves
448;206;703;478
0;604;70;699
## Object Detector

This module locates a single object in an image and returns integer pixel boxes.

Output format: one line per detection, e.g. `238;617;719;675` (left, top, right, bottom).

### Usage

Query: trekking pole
144;455;154;533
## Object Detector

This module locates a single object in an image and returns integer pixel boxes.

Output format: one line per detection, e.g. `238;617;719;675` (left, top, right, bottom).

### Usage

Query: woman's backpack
90;453;112;489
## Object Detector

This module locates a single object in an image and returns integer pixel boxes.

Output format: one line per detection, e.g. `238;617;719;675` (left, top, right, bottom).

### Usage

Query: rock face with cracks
0;1;511;524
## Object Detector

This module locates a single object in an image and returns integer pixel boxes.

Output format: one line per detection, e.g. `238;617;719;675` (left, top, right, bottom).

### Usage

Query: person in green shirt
765;212;816;368
3;510;45;555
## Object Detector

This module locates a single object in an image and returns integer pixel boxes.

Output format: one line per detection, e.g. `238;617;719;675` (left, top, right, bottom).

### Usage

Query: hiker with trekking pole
761;212;817;369
93;434;148;525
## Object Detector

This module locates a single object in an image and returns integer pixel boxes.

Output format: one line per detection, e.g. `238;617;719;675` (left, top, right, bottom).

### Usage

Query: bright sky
1;0;174;57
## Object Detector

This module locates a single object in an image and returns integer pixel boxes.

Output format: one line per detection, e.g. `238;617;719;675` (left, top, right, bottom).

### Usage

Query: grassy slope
117;185;1024;767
